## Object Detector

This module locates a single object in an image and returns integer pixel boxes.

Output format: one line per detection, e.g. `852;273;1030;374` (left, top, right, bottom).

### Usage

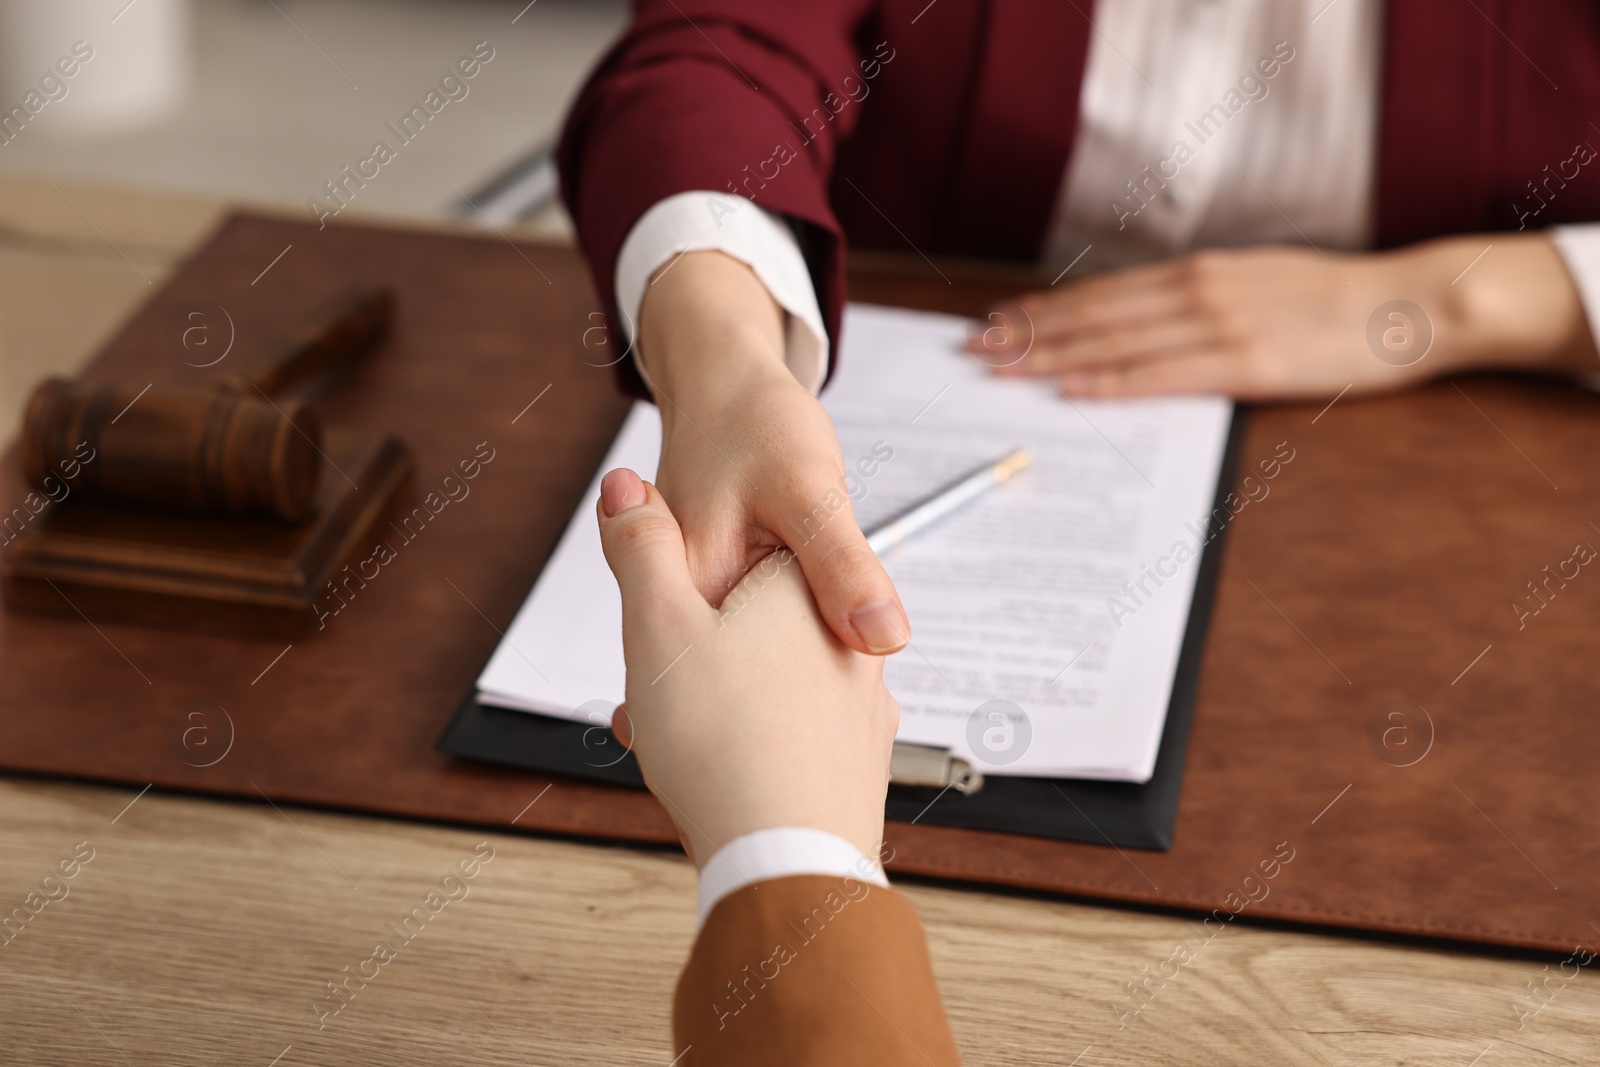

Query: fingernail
600;468;647;517
850;599;910;654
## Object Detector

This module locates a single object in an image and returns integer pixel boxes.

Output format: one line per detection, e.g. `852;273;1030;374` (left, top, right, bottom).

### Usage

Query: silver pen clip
890;742;984;796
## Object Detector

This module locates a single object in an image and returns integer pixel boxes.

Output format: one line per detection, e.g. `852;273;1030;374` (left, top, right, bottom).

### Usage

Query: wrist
1418;235;1597;376
637;250;793;417
700;802;887;873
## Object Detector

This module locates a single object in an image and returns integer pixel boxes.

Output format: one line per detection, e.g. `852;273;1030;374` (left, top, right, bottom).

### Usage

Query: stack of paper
477;305;1231;780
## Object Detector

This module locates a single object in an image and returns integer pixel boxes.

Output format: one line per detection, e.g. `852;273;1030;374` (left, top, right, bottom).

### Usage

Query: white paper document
477;304;1233;780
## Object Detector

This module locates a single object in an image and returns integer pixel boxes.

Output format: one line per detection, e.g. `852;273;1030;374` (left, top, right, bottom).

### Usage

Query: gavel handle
222;283;395;399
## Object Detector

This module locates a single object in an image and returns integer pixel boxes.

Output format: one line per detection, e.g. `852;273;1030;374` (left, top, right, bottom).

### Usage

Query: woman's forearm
637;251;794;421
1427;233;1598;377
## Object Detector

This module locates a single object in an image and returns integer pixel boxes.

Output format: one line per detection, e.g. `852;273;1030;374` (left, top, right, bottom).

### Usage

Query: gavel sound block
0;285;414;638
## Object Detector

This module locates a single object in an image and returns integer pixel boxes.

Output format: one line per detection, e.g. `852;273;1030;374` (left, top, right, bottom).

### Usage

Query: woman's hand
595;468;899;866
639;251;909;655
968;234;1598;399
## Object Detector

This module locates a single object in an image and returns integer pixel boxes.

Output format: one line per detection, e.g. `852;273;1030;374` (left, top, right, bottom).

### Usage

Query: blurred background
0;0;628;440
0;0;626;227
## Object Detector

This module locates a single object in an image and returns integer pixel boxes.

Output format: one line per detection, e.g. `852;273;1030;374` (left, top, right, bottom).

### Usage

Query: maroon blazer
557;1;1600;394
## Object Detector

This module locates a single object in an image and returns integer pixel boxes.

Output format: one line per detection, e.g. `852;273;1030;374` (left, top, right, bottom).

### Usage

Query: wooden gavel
20;284;394;523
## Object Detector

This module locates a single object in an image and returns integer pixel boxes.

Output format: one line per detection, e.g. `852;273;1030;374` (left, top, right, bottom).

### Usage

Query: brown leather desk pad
2;212;1596;954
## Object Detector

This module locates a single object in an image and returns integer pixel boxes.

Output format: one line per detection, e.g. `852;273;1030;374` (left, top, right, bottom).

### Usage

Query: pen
864;447;1031;555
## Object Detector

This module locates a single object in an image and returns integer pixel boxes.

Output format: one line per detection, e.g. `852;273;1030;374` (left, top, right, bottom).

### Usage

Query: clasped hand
596;467;898;866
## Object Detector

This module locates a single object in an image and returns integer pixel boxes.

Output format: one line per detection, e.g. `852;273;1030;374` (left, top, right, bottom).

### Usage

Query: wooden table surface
2;178;1596;1066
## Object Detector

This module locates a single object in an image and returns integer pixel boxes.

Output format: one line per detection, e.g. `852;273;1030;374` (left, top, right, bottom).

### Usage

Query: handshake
593;467;960;1066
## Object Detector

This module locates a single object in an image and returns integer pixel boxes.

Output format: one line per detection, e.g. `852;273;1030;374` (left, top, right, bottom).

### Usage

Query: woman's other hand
968;234;1598;400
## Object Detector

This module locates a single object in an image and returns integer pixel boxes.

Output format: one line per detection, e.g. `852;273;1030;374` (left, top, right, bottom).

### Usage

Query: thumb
596;469;704;625
787;505;910;655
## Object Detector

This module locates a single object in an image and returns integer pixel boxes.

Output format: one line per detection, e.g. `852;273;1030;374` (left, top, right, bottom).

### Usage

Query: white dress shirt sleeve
1550;225;1600;390
614;191;830;395
696;827;889;927
1555;223;1600;361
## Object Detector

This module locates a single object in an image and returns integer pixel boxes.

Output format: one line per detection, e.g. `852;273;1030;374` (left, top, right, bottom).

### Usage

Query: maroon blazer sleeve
557;1;879;397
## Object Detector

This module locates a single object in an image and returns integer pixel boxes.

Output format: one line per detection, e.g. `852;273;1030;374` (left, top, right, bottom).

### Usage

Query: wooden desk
2;178;1596;1066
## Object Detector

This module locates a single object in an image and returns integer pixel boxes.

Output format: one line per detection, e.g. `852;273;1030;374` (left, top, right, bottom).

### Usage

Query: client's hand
968;234;1598;399
595;467;899;866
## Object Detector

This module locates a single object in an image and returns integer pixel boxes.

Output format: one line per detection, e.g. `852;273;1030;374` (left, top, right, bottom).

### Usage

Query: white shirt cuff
614;191;830;395
1548;224;1600;390
696;827;889;927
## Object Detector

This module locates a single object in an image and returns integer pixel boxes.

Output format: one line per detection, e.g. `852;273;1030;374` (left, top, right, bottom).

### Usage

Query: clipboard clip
890;742;984;796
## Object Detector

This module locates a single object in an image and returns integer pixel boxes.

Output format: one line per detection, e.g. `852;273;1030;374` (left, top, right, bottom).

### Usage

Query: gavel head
22;378;323;522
